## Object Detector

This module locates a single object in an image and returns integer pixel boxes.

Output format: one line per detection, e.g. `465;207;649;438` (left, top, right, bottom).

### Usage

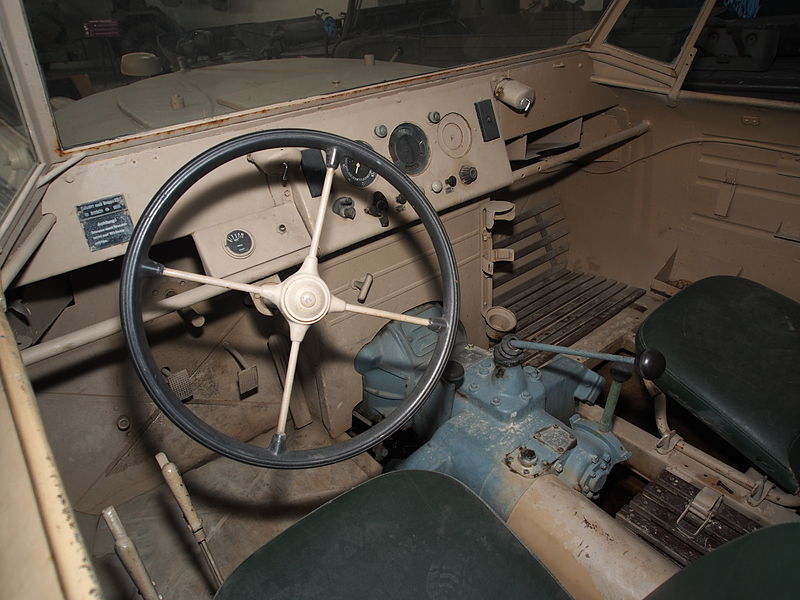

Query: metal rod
101;506;162;600
343;302;432;326
161;267;267;296
513;121;651;180
600;381;623;433
20;258;290;366
0;310;101;600
1;213;57;291
509;339;635;364
275;339;301;435
590;76;800;113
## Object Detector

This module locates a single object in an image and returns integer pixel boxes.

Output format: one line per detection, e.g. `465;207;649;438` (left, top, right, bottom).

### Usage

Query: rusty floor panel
617;470;760;567
493;266;644;367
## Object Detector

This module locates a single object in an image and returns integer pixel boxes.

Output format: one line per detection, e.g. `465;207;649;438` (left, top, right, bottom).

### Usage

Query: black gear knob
636;348;666;380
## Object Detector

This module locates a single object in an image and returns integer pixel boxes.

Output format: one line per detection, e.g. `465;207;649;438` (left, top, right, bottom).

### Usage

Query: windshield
22;0;608;148
0;49;35;223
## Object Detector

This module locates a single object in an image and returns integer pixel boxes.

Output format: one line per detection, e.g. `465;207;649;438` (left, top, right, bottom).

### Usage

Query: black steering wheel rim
120;129;460;468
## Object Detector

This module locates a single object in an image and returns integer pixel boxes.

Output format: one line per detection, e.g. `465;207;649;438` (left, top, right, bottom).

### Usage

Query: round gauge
224;229;255;259
341;141;378;188
388;123;430;175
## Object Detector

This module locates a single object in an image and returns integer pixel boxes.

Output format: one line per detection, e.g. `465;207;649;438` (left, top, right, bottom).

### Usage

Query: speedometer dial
341;141;378;188
388;123;430;175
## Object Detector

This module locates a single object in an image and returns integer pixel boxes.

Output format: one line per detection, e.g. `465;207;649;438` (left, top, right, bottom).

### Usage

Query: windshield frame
588;0;717;81
0;0;55;253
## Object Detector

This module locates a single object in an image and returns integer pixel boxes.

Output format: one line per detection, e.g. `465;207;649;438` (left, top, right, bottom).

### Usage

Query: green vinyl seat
215;470;800;600
637;276;800;493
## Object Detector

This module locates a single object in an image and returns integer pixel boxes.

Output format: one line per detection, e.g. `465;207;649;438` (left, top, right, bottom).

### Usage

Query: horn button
280;274;331;324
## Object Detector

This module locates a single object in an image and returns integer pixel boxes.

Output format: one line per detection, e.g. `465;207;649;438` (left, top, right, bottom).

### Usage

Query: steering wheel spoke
159;266;281;303
328;295;433;328
120;129;459;469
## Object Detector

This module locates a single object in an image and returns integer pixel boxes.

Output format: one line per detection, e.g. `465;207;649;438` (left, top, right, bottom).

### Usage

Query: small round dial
341;141;378;188
224;229;254;258
388;123;430;175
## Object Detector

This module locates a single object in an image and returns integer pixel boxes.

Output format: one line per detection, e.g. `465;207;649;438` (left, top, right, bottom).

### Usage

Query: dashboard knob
459;165;478;185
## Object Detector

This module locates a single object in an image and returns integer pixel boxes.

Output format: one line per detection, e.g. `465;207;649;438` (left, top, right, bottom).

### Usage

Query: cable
581;136;800;175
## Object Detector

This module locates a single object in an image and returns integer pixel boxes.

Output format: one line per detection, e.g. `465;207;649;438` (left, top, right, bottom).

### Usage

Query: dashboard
18;50;616;286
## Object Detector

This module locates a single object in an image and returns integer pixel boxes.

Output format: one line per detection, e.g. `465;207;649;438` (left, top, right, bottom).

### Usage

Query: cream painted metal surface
2;1;800;598
507;474;679;600
0;309;100;600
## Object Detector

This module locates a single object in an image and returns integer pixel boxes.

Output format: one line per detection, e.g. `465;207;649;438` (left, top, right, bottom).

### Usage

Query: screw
117;416;131;431
428;111;441;124
469;383;479;392
523;469;530;475
521;390;531;399
374;124;388;138
591;455;599;464
277;224;287;234
555;463;563;473
491;397;501;406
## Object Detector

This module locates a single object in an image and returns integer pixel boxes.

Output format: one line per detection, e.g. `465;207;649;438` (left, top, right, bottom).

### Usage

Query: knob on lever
636;348;666;380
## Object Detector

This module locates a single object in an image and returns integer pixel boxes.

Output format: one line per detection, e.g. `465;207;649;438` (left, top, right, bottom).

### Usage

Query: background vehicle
1;1;798;598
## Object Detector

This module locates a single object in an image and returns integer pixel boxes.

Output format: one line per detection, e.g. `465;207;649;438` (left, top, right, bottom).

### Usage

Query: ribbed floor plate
617;470;760;567
493;266;644;366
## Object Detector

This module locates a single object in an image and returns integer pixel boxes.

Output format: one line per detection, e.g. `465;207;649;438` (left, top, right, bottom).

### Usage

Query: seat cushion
215;470;572;600
645;522;800;600
637;276;800;493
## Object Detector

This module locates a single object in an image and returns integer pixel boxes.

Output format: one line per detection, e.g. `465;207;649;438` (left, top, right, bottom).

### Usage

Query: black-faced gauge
224;229;255;258
388;122;430;175
341;141;378;188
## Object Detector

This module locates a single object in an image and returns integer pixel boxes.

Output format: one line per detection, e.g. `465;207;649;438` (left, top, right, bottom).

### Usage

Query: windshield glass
22;0;608;149
0;50;36;223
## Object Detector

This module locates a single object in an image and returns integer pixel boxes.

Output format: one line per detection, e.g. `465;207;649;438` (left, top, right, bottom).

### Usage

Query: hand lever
600;362;633;433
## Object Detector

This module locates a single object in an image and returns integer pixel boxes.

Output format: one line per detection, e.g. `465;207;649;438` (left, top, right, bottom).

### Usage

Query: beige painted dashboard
18;50;617;286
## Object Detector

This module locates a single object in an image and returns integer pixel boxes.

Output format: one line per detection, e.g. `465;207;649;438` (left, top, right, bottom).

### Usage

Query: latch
676;487;722;537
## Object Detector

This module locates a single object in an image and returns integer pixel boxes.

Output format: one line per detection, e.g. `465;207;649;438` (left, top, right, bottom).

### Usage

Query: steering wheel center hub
281;274;331;324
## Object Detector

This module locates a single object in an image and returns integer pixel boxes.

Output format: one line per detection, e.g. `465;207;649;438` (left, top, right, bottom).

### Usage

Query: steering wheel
120;129;460;469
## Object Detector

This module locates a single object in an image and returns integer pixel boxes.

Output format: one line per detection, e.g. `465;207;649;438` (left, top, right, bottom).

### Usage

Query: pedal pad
223;343;259;398
236;365;259;397
162;368;193;402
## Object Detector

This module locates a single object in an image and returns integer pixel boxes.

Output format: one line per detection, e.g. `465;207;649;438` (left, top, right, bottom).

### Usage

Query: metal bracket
655;429;682;455
667;47;697;107
676;486;722;537
747;474;773;507
481;248;515;276
483;200;515;230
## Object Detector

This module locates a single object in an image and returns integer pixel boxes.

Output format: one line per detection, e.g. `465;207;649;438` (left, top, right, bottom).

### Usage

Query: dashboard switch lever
365;191;390;227
332;196;356;219
353;273;374;303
